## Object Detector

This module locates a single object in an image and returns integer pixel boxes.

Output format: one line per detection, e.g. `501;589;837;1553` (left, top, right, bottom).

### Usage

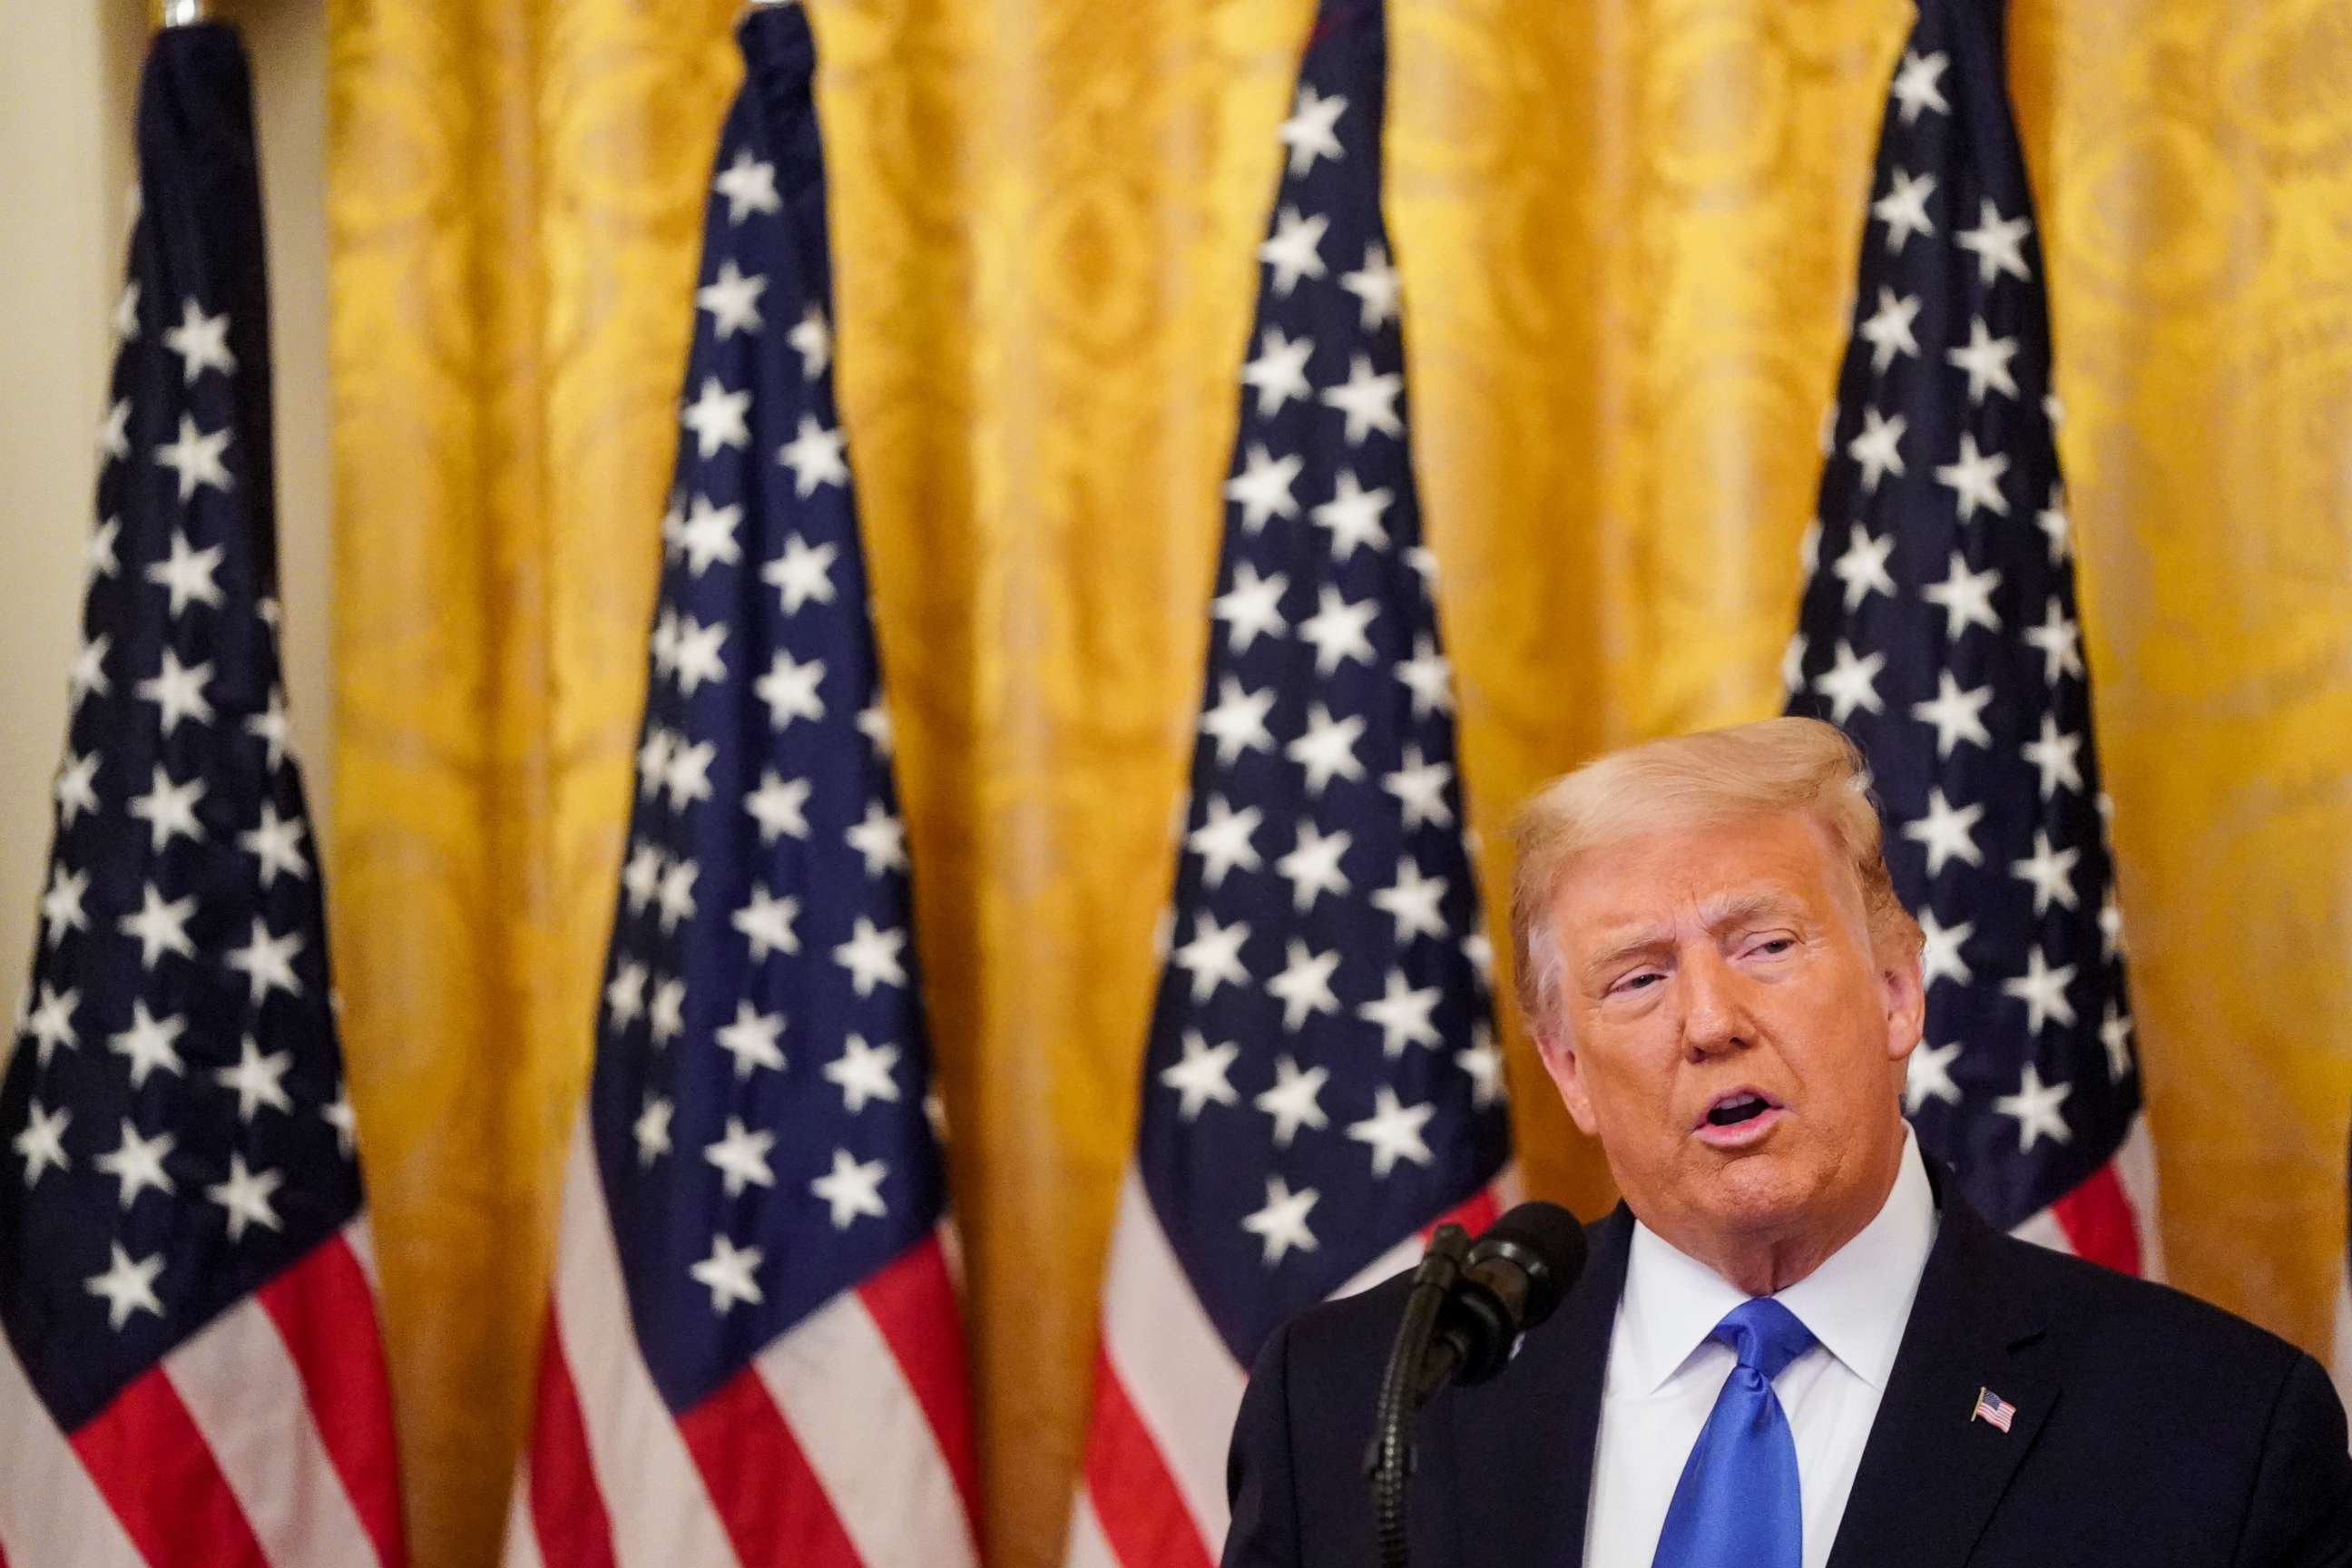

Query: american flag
1065;4;1514;1563
0;22;406;1568
1785;0;2161;1275
1972;1387;2017;1433
501;8;980;1566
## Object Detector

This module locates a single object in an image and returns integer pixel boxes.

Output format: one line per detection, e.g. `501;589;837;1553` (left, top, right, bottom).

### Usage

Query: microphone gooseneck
1363;1201;1586;1568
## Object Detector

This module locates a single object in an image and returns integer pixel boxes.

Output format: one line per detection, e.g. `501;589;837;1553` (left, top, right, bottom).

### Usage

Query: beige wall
0;0;328;1033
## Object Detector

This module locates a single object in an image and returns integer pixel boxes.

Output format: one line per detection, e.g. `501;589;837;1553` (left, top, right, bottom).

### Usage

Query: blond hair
1507;717;1920;1034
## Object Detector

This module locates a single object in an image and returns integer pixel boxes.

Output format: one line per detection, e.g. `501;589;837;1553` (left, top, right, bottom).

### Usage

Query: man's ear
1535;1024;1600;1135
1880;944;1926;1066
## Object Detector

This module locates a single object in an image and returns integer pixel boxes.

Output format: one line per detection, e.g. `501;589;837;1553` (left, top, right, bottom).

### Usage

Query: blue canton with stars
1785;0;2141;1230
1;24;364;1432
1139;0;1511;1367
584;5;947;1416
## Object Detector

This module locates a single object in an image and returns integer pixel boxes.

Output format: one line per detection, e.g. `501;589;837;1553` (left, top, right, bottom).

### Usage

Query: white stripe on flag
165;1294;383;1568
751;1289;978;1568
1331;1229;1423;1303
2007;1204;2073;1254
2331;1259;2352;1426
0;1322;146;1568
502;1457;548;1568
1062;1490;1120;1568
344;1215;382;1294
1329;1169;1523;1301
2113;1114;2165;1280
1100;1170;1248;1546
551;1112;744;1568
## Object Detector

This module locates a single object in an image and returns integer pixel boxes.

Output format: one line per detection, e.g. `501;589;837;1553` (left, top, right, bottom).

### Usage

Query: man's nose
1679;946;1753;1059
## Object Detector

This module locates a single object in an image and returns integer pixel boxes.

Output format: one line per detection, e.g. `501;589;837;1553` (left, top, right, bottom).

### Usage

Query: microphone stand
1363;1221;1469;1568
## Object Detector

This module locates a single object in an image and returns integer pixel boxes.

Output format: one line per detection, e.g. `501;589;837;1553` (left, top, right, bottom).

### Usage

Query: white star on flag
681;378;752;459
1265;939;1341;1032
1346;1085;1436;1178
85;1245;166;1331
1258;206;1328;297
205;1154;284;1242
1210;563;1289;653
762;534;838;614
690;1236;765;1314
1993;1062;2073;1151
755;651;827;730
822;1035;902;1114
776;416;849;496
808;1149;889;1230
1225;445;1304;532
1253;1055;1329;1148
832;917;908;996
712;148;780;224
696;260;768;338
162;298;236;383
1160;1032;1241;1121
146;530;225;616
1278;84;1347;176
1241;329;1316;416
1309;470;1393;561
1239;1175;1320;1266
1171;913;1252;1004
1356;968;1442;1058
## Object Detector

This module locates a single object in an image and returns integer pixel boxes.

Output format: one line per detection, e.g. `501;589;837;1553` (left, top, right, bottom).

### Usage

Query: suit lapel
1445;1205;1632;1565
1825;1191;2057;1568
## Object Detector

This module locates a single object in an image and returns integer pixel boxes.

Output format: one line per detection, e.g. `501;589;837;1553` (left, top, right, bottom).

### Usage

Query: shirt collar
1613;1125;1938;1396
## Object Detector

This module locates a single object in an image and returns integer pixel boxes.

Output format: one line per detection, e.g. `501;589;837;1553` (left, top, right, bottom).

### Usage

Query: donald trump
1220;718;2352;1567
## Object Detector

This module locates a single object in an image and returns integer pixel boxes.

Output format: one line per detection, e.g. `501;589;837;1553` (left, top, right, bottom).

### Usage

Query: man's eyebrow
1704;891;1808;931
1579;930;1672;986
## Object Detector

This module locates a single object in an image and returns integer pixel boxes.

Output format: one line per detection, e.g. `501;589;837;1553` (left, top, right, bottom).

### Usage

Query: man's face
1533;808;1923;1257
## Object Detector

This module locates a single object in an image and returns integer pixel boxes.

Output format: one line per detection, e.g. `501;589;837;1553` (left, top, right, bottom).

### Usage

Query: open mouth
1697;1089;1783;1134
1707;1094;1770;1127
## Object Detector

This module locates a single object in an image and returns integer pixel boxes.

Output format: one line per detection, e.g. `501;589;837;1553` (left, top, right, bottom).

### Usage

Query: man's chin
1695;1151;1819;1235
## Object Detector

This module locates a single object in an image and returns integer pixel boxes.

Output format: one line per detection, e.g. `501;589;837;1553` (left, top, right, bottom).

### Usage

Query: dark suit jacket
1222;1184;2352;1567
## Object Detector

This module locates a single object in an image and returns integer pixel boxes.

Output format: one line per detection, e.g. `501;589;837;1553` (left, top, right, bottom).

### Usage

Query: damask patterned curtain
324;1;2352;1563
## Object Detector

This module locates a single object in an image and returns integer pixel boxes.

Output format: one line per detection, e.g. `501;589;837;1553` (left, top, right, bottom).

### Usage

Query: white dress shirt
1582;1127;1938;1568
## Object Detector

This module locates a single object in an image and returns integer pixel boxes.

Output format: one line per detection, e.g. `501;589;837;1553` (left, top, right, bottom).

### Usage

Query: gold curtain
325;1;2352;1564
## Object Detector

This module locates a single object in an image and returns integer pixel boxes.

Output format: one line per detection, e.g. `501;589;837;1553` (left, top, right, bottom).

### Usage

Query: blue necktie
1651;1298;1818;1568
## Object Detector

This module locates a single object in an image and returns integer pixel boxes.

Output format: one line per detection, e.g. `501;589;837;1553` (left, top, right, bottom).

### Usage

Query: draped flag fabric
1784;0;2160;1272
1065;3;1514;1563
2333;1115;2351;1421
501;8;980;1566
0;23;407;1568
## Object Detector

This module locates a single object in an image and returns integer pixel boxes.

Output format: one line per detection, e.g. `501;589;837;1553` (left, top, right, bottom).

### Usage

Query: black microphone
1366;1201;1588;1568
1414;1200;1589;1396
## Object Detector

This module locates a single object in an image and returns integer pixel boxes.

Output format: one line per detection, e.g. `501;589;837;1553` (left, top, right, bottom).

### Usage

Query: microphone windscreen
1467;1200;1587;1328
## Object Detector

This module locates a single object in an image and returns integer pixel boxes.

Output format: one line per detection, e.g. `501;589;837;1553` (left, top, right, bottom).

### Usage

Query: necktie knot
1711;1297;1816;1384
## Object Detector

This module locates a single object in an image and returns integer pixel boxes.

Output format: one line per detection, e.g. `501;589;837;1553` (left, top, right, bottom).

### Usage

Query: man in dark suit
1221;719;2352;1567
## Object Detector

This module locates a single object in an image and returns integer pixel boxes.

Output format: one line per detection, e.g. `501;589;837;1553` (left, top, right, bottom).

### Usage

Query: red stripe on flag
520;1318;618;1568
2050;1159;2143;1276
677;1361;862;1568
1082;1350;1216;1568
72;1364;269;1568
1425;1185;1503;1241
255;1237;410;1566
857;1233;981;1524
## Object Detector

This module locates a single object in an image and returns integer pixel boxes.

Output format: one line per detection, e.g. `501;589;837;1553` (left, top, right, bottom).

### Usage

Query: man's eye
1749;936;1796;958
1616;971;1662;994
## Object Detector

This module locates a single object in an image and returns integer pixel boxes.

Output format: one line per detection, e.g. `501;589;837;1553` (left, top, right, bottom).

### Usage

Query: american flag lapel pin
1971;1387;2017;1433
